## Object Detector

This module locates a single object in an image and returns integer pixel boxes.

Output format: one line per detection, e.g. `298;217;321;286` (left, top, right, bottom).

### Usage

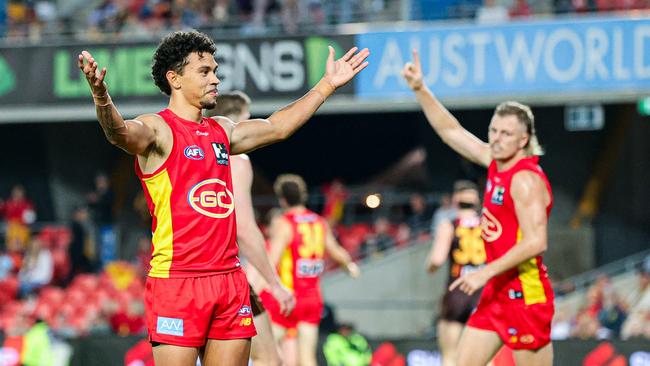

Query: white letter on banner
216;44;233;90
374;38;404;88
613;27;630;80
442;33;467;88
634;25;650;78
544;28;583;83
468;32;491;85
495;31;545;82
585;27;609;80
424;36;441;85
238;43;270;91
273;41;303;91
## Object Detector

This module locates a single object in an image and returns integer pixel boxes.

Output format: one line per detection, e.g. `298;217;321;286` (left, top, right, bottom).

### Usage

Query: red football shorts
466;294;554;351
259;289;323;328
145;269;257;347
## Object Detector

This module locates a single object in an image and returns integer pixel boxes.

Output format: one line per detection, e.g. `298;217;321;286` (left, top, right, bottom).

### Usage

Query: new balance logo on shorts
157;316;184;336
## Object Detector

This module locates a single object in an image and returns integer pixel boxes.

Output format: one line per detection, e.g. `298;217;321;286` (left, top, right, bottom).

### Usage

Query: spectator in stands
110;299;146;336
86;172;114;227
0;0;6;36
322;179;348;228
510;0;533;17
66;205;95;285
597;286;627;338
87;172;115;267
621;262;650;339
476;0;510;23
18;238;52;298
406;192;431;239
1;185;36;252
360;216;394;258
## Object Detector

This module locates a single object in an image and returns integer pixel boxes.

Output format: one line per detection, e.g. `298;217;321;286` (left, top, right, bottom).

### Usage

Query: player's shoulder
209;115;236;132
511;170;546;197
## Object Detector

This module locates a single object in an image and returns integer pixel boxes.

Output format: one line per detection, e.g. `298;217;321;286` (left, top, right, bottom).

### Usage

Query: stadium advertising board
356;17;650;100
0;34;354;107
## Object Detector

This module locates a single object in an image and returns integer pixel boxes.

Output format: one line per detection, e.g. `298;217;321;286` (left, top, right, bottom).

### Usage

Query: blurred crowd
2;0;650;42
552;259;650;341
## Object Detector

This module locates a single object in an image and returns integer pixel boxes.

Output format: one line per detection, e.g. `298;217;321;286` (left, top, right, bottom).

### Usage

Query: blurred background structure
1;0;650;365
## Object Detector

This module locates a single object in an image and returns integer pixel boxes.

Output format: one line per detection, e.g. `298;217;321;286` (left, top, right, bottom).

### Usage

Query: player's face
179;52;220;109
487;114;529;161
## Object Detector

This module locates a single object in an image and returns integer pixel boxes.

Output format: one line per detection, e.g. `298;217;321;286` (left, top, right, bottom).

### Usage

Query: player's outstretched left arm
224;46;370;155
450;171;549;295
324;223;360;278
232;156;295;316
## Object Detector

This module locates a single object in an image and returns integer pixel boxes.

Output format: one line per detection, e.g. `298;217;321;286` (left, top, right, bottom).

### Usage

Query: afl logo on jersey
188;178;234;218
481;208;503;243
184;145;205;160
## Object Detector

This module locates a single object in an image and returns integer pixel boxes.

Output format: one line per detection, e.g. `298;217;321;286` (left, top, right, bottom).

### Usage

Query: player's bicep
230;118;283;155
511;171;549;252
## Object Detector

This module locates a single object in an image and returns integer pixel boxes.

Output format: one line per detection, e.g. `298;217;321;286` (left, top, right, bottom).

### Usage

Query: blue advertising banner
355;17;650;100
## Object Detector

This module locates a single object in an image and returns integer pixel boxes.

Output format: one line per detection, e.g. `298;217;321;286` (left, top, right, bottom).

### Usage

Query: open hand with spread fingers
401;49;425;91
323;46;370;89
78;50;108;99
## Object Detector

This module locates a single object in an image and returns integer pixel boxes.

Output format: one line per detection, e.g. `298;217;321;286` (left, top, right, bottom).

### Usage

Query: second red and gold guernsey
136;109;240;278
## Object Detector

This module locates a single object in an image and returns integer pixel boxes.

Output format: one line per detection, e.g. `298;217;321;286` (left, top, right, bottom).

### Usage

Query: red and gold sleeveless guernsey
136;109;240;278
278;209;327;297
480;156;554;305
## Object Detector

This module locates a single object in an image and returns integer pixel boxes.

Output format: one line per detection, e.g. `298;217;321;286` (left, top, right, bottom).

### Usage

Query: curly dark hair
151;30;217;95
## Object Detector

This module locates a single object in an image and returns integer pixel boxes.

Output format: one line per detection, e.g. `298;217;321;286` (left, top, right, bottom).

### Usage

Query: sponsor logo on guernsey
238;305;252;316
184;145;205;160
187;178;235;218
196;130;209;136
481;208;503;243
491;186;505;205
157;316;183;336
211;143;229;165
485;179;492;194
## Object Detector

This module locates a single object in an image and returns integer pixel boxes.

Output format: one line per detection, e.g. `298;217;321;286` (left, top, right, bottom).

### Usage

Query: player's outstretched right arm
324;223;360;278
78;51;157;155
402;50;491;168
426;219;454;274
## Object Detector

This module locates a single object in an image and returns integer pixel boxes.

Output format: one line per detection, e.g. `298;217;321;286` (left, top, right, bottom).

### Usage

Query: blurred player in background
403;50;554;366
79;29;368;366
427;180;485;366
261;174;360;366
206;91;294;366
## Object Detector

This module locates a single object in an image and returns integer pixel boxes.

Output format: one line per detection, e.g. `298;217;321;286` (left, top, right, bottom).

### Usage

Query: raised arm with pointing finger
401;49;491;167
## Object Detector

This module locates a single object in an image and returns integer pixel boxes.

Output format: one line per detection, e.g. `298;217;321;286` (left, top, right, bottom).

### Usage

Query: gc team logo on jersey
481;208;503;242
184;145;205;160
187;178;234;218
